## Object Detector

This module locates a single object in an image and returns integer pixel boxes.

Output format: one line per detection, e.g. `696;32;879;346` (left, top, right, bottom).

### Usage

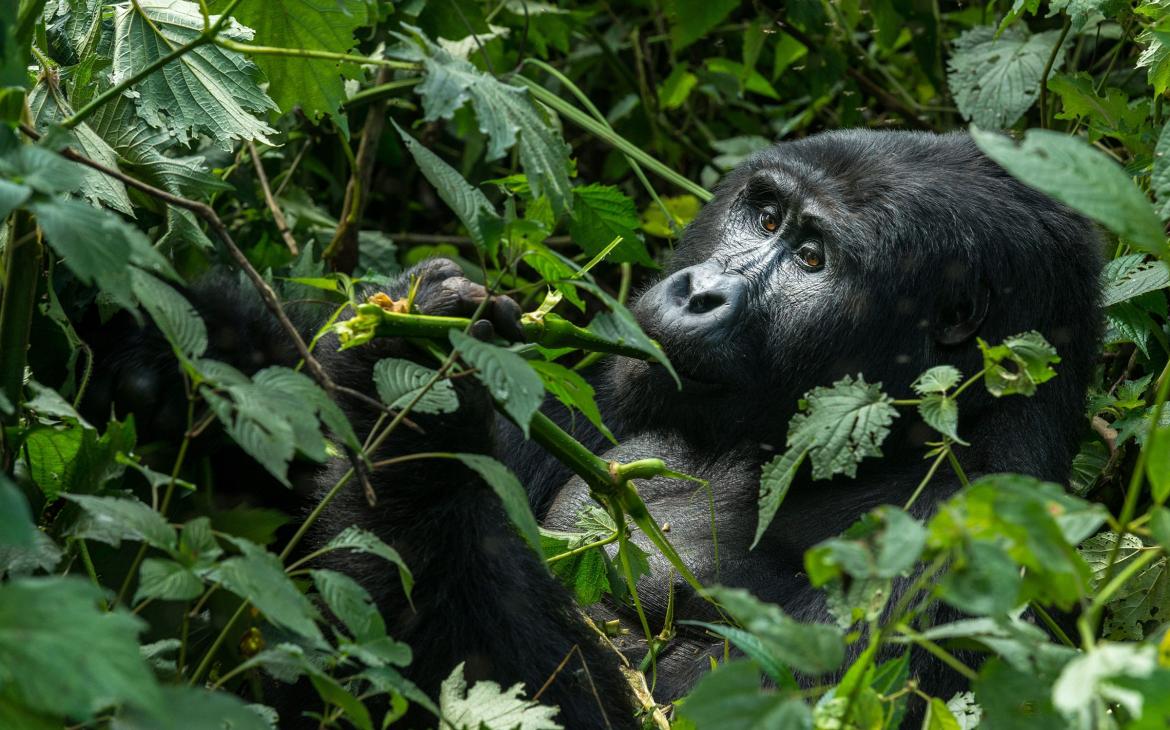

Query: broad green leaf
133;558;204;603
394;121;502;251
453;453;541;554
323;526;414;600
178;517;222;570
252;366;361;453
373;357;460;414
528;360;615;444
0;145;76;194
680;622;798;690
919;395;967;444
30;195;173;310
0;475;35;547
640;194;701;238
309;672;373;730
111;0;276;147
311;569;385;642
572;280;679;385
1048;0;1128;31
658;63;698;110
1149;421;1170;504
787;375;898;481
930;474;1105;609
912;365;963;395
113;685;269;730
129;269;208;359
212;538;323;643
1079;532;1170;640
1052;643;1158;726
805;507;927;585
450;330;543;436
666;0;739;52
676;660;811;730
202;389;296;486
704;58;780;100
226;0;367;127
28;78;133;214
1101;254;1170;306
569;184;652;265
948;26;1065;129
752;443;809;549
938;540;1022;615
0;577;162;719
971;127;1166;254
1048;72;1145;145
704;586;845;676
923;697;963;730
393;28;572;214
975;659;1064;730
539;530;610;605
65;494;178;552
977;331;1060;397
1155;119;1170;221
438;662;562;730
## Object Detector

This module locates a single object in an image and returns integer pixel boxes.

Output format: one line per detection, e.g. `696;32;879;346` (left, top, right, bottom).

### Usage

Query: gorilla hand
400;258;525;342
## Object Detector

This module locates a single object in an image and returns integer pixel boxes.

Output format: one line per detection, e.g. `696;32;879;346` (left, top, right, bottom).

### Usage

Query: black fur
85;129;1104;727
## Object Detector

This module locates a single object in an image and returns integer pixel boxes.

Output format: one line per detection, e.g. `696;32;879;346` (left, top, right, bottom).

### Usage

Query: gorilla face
607;130;1103;466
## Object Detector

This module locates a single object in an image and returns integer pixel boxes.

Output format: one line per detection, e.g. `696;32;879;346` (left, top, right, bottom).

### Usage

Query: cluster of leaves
1;0;1170;729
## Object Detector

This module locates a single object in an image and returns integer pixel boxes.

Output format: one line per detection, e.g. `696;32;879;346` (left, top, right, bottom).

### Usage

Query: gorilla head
608;130;1102;482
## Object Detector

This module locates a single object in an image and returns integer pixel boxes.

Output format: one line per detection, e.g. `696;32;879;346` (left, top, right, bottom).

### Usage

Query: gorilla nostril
688;291;727;314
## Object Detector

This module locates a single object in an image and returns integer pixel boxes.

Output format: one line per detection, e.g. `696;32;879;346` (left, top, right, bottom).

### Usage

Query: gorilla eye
794;241;824;271
759;209;780;234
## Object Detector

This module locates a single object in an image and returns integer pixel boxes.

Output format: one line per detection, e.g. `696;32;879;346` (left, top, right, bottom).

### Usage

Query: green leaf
640;194;701;238
751;445;809;550
1048;72;1145;145
1101;254;1170;306
1079;532;1170;640
129;269;208;359
1052;643;1158;726
572;280;680;385
703;586;845;676
450;330;544;436
0;577;162;719
666;0;739;52
453;453;541;554
322;526;414;600
912;365;963;395
568;184;652;266
0;475;34;548
393;121;502;251
0;145;77;195
309;672;373;730
212;538;323;643
948;26;1065;129
111;0;277;147
919;395;968;444
658;63;698;110
971;127;1166;254
975;659;1064;730
805;507;927;585
113;685;270;730
788;375;898;481
1154;119;1170;221
977;331;1061;397
373;358;460;414
1149;421;1170;504
676;660;811;730
227;0;367;128
437;662;562;730
394;28;572;214
28;79;133;215
311;569;385;642
133;558;204;603
30;195;173;310
528;360;615;444
540;530;610;605
65;494;178;552
923;697;963;730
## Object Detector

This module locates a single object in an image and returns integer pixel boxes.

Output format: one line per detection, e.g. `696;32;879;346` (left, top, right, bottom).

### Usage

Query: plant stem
214;38;418;69
517;78;712;202
545;531;621;564
0;211;40;435
1038;16;1072;129
903;448;949;511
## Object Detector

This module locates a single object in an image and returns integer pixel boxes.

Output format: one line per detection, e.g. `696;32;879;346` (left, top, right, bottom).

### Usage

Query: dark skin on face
86;129;1103;729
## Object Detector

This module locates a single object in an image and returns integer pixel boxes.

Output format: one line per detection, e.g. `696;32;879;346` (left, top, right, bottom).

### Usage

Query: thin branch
247;142;299;256
1039;16;1072;129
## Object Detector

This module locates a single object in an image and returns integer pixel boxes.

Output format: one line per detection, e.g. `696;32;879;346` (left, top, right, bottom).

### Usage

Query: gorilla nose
653;262;747;334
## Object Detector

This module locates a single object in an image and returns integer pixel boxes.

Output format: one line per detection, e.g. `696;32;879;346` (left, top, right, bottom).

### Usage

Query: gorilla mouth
647;361;728;395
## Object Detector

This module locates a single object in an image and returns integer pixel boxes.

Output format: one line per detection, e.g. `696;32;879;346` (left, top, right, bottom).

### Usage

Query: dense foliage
1;0;1170;728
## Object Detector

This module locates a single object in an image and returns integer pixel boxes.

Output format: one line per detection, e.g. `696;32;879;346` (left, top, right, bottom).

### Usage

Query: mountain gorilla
86;129;1102;727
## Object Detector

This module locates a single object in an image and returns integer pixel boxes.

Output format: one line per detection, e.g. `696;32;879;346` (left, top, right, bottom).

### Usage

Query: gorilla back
87;129;1103;728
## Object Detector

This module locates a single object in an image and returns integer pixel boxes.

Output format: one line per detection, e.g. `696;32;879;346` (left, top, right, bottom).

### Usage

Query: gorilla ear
932;282;990;346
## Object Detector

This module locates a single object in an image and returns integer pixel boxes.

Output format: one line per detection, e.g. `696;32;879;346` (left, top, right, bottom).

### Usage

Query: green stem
1038;16;1071;129
529;411;612;491
215;38;419;70
895;624;978;681
0;211;40;433
188;601;247;686
945;447;969;488
903;447;949;511
517;78;711;202
343;77;423;108
545;531;620;564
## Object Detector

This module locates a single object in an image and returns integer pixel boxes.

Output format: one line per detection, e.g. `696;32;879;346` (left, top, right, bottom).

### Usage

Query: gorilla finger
469;318;496;341
490;295;525;342
414;257;462;281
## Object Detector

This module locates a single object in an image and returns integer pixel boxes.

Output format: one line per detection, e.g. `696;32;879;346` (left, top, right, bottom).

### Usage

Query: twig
247;142;299;256
1039;16;1072;129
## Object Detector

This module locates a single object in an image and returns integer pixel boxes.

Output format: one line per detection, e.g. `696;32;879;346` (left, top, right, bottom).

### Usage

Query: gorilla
85;129;1103;728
